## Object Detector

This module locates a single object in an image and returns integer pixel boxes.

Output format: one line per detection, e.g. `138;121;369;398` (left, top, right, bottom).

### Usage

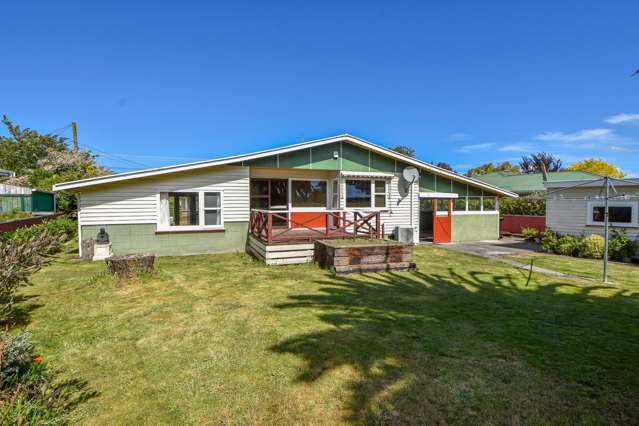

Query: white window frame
344;178;389;211
586;200;638;228
157;190;224;232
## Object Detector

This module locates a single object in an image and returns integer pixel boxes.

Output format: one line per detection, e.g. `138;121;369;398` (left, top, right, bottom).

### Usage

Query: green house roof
474;171;601;194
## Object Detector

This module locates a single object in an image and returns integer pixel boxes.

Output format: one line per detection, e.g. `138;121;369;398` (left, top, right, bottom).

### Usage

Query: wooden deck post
267;212;273;245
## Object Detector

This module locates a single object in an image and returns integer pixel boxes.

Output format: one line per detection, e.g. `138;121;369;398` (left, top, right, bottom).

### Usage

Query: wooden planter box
314;239;415;274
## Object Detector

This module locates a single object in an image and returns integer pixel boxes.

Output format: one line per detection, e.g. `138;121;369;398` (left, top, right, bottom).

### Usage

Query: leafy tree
519;152;562;174
567;158;625;178
436;162;454;171
391;145;415;157
466;161;520;177
1;117;110;213
0;116;67;176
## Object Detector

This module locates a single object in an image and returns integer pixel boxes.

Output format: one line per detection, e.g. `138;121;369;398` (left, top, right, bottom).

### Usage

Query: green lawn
507;250;639;283
20;244;639;424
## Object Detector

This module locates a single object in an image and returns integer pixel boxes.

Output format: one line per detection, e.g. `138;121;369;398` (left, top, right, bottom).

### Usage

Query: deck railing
249;209;384;244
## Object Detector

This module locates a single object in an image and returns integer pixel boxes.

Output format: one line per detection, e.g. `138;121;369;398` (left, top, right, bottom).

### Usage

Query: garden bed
314;239;415;274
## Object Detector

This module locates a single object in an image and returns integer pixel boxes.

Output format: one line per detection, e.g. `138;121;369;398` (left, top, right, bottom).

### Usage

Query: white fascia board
419;192;459;199
340;171;394;178
53;133;518;197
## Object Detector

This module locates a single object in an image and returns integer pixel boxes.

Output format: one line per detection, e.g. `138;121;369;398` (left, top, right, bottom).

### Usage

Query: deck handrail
249;209;384;244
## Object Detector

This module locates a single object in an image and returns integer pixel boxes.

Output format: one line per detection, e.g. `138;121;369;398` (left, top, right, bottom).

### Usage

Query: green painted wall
419;171;436;192
81;222;249;256
311;142;341;169
451;214;499;242
341;143;370;171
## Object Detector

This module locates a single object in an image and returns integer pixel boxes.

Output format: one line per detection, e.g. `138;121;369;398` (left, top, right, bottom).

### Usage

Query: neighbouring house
0;184;56;215
53;134;517;261
475;171;603;235
0;169;16;178
545;178;639;240
475;171;602;195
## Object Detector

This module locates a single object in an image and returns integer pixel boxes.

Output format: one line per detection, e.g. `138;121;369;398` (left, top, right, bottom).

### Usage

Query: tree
567;158;625;178
0;116;67;176
0;116;110;212
466;161;520;177
436;162;454;171
391;145;415;157
519;152;562;174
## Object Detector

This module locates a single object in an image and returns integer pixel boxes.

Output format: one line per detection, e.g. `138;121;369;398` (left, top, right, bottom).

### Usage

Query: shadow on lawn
271;268;639;424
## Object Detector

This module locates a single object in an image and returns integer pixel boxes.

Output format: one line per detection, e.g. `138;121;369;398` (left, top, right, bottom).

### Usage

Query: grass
507;250;639;283
320;238;405;247
19;244;639;424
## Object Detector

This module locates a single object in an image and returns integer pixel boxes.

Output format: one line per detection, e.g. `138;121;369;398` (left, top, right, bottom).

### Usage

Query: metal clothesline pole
603;176;609;283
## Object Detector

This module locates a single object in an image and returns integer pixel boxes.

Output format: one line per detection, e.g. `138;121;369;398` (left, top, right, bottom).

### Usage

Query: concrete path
431;237;592;281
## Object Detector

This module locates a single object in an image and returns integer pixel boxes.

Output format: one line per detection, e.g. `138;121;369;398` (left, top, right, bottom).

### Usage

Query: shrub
0;230;63;324
9;217;76;245
608;229;637;261
555;235;579;256
0;210;31;222
540;230;559;253
579;234;605;259
500;192;546;216
0;331;94;423
521;227;540;242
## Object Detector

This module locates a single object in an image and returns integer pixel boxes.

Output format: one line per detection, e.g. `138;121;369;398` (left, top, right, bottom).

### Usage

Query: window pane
169;192;199;226
592;206;605;222
270;180;288;207
204;192;220;209
453;198;466;211
483;197;496;211
374;180;385;193
250;197;268;209
291;180;327;207
346;180;371;208
436;199;449;212
609;206;632;223
250;180;268;196
204;210;220;226
468;197;481;211
375;195;386;208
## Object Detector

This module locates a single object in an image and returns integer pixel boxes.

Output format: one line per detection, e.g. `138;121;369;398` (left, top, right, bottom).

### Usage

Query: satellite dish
402;166;419;183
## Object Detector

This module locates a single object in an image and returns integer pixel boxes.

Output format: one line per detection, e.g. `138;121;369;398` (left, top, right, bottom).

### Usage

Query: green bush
0;210;31;222
500;192;546;216
608;229;637;261
579;234;605;259
521;227;540;242
555;235;579;256
9;216;76;244
540;230;559;253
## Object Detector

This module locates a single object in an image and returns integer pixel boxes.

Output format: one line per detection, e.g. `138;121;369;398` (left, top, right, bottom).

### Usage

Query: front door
419;199;434;241
433;199;452;243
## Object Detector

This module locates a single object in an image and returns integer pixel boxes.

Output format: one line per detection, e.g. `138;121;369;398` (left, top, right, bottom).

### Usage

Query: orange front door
433;199;452;243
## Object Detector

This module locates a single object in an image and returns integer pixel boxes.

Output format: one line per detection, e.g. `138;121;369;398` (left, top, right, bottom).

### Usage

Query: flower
33;357;42;364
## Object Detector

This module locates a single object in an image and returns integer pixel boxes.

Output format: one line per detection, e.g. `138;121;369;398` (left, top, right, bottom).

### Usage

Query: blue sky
2;1;638;176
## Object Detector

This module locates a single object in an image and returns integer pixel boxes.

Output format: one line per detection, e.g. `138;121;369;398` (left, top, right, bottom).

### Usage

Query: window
291;180;327;208
374;180;386;208
345;179;388;208
436;199;450;213
587;201;637;227
250;180;269;209
168;192;199;226
203;192;221;226
483;196;497;211
453;198;467;211
160;191;223;230
468;197;482;211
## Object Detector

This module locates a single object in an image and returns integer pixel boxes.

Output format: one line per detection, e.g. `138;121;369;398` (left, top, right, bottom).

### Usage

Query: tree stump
105;254;155;279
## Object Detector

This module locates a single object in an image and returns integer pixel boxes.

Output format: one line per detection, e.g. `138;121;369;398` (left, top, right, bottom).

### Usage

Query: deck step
247;235;316;265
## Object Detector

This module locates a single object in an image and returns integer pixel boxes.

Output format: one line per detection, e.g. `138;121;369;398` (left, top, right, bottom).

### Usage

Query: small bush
579;234;605;259
0;210;31;222
608;229;637;261
10;217;76;244
521;227;540;242
555;235;579;256
540;230;559;253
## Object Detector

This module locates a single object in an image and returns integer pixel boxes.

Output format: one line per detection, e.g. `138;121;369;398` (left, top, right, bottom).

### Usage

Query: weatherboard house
54;134;517;263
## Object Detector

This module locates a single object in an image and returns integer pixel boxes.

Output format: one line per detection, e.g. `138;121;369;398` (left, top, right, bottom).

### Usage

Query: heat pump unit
394;226;414;244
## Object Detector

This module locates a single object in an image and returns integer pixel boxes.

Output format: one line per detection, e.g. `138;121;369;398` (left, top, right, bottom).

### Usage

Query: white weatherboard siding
546;186;639;239
78;166;249;226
